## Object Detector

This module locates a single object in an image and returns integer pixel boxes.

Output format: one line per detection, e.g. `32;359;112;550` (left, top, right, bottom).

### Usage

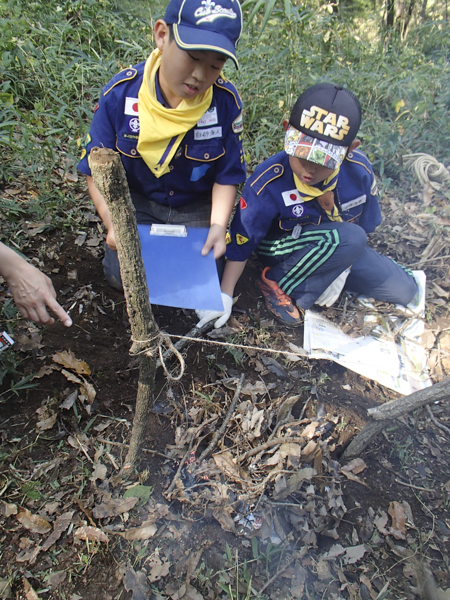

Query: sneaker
256;267;303;327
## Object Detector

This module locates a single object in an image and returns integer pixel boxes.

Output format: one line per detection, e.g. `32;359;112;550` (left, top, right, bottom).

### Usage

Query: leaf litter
0;176;450;598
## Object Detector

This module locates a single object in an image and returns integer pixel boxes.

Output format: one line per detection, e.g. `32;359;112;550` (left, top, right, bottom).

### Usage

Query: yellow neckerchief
136;49;213;178
293;169;342;222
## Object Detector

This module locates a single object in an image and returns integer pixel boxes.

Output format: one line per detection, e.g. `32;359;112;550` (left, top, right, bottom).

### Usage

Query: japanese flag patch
125;97;139;116
281;189;304;206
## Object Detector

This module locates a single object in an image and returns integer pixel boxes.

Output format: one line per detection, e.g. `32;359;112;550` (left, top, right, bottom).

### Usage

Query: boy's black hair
168;23;174;43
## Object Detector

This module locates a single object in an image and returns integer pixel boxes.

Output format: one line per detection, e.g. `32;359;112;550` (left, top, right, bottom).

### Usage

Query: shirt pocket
185;143;225;162
279;215;321;230
116;135;141;159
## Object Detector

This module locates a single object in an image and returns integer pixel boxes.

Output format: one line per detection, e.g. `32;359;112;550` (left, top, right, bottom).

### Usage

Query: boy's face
155;20;227;108
288;156;335;186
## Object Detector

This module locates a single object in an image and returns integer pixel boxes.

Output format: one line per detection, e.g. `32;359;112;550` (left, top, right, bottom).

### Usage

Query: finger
201;240;213;257
20;304;54;326
196;316;210;328
45;297;73;327
214;313;230;328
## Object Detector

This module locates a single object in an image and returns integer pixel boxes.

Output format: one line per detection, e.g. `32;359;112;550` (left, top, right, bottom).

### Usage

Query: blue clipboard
138;225;224;311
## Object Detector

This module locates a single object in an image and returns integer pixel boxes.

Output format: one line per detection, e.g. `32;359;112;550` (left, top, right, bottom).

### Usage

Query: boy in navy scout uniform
196;83;417;328
78;0;246;291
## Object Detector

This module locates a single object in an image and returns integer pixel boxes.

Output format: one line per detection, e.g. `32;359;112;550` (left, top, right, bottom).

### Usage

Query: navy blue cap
163;0;242;68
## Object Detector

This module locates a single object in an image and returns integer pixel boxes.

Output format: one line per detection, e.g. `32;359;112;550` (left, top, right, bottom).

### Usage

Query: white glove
195;293;233;329
315;269;350;307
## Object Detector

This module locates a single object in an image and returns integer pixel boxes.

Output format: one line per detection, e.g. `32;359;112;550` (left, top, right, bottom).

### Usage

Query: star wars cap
285;83;361;169
164;0;243;68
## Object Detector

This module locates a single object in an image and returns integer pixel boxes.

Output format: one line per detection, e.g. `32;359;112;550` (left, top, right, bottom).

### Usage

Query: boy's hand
315;269;350;307
196;293;233;329
106;227;117;251
201;224;226;259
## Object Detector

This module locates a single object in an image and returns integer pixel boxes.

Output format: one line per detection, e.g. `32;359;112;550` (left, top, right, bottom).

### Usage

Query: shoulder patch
250;164;284;196
232;113;243;134
104;68;138;97
214;76;241;110
345;149;372;175
371;176;378;196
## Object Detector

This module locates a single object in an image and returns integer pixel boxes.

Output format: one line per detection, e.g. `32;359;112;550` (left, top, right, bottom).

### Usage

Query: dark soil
1;194;450;600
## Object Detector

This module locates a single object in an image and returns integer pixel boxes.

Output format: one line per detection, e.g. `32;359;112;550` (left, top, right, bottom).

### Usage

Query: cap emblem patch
195;0;237;23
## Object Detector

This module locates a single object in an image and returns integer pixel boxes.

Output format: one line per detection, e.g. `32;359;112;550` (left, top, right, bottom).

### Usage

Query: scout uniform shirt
226;149;382;262
78;60;246;210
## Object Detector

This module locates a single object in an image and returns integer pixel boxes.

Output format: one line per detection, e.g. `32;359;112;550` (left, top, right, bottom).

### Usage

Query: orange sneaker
256;268;303;327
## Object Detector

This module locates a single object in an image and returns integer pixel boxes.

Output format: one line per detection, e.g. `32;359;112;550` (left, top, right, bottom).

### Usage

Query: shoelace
264;280;292;307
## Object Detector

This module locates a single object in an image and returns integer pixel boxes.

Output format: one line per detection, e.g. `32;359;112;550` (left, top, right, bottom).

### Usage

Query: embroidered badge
236;233;248;245
197;107;218;127
124;97;139;116
226;231;232;244
232;113;243;134
292;204;304;218
240;197;247;209
128;117;140;133
371;177;378;196
195;0;237;24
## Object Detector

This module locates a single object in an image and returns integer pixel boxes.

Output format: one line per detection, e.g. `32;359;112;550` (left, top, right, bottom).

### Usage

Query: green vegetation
0;0;448;199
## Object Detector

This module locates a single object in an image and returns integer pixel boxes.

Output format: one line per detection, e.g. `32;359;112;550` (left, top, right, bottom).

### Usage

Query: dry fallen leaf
52;350;91;375
389;501;407;540
343;544;367;564
213;452;242;480
0;501;17;517
73;526;107;543
123;567;148;600
22;578;39;600
42;511;74;551
118;521;158;541
36;413;58;431
148;557;171;582
16;508;51;534
93;497;139;519
341;458;367;474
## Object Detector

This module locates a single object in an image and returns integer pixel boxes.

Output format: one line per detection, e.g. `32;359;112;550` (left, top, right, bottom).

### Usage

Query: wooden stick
367;379;449;421
197;373;245;463
343;379;449;460
90;148;159;472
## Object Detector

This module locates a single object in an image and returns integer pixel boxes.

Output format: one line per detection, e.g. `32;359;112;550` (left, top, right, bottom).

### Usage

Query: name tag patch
282;189;304;206
197;107;218;127
340;194;366;211
194;126;222;140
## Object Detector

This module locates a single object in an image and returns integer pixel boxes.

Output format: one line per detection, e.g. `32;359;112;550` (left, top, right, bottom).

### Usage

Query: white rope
167;333;306;359
403;153;450;191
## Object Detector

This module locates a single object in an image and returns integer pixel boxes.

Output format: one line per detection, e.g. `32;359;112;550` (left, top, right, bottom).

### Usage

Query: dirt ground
1;178;450;600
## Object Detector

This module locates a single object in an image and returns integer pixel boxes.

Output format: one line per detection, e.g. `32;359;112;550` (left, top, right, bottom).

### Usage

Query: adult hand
315;269;350;307
7;262;72;327
201;224;226;259
196;293;233;329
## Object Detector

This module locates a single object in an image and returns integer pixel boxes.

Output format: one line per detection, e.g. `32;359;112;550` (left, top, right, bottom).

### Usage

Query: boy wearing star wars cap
196;82;417;328
78;0;246;291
